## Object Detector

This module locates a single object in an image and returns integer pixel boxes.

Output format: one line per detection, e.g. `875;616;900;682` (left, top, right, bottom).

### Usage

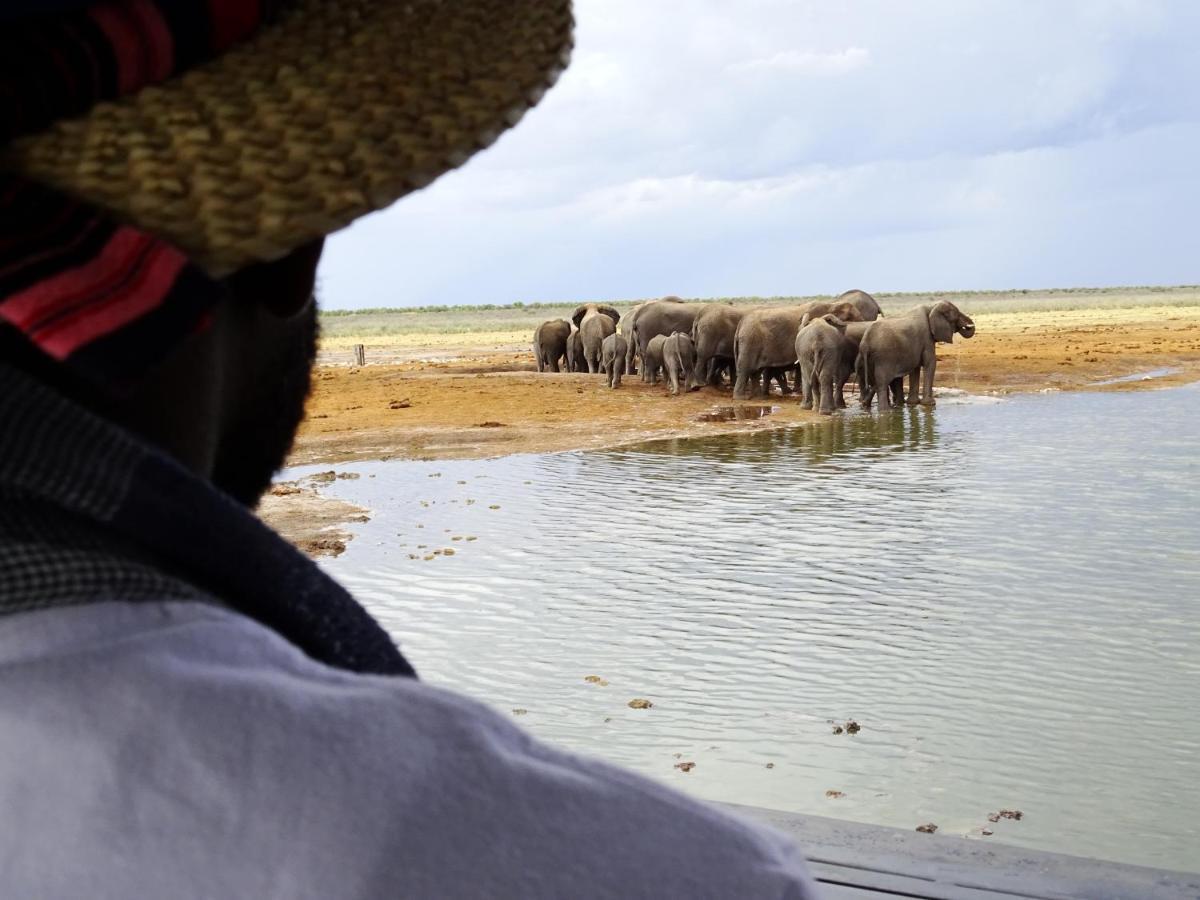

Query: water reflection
303;384;1200;872
638;407;940;466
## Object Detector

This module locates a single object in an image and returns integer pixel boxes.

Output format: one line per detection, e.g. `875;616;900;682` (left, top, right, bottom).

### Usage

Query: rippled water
292;384;1200;871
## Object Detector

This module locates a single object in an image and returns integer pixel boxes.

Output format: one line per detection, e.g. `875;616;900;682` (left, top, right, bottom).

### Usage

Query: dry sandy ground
289;304;1200;466
261;301;1200;554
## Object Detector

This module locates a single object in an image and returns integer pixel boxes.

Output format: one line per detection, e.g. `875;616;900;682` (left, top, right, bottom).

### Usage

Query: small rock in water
674;762;696;773
443;548;456;556
627;698;653;710
916;823;938;834
831;725;844;735
825;790;845;799
511;708;528;716
999;809;1024;821
845;720;861;734
583;675;609;686
488;504;501;510
981;829;994;837
986;812;1000;823
765;763;775;769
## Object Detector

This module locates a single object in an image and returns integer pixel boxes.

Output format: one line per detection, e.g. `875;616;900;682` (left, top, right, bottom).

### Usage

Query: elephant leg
799;362;813;409
906;368;921;406
922;353;937;405
536;351;545;372
877;371;892;411
733;365;753;400
708;359;724;388
819;371;835;415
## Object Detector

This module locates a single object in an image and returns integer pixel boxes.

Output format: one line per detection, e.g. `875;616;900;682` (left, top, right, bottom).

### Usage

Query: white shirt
0;600;819;899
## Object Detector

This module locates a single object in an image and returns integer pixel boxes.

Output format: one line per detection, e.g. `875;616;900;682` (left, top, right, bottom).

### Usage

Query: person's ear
223;238;325;318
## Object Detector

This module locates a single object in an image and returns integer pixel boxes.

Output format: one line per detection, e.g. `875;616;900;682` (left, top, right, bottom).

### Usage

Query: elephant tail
813;345;830;378
858;346;872;391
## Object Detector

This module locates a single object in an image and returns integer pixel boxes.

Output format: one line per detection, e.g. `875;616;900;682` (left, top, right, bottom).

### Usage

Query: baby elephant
662;332;696;396
601;333;628;388
795;314;851;414
642;334;668;384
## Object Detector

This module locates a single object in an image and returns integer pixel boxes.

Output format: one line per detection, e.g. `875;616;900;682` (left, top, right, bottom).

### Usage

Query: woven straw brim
1;0;573;277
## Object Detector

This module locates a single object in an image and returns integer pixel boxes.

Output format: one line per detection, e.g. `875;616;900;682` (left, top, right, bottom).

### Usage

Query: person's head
1;0;573;504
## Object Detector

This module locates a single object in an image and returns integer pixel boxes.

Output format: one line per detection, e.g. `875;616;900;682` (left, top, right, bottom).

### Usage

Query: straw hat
1;0;573;277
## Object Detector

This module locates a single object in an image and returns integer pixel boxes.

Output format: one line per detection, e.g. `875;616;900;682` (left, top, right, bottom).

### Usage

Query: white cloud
729;47;870;76
320;0;1200;309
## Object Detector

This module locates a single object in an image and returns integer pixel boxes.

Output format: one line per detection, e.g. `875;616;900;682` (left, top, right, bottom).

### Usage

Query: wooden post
353;344;365;367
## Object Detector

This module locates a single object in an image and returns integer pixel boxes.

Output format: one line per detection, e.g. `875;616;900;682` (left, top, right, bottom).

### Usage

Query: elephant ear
571;304;590;328
928;302;956;343
598;304;622;324
832;302;862;322
824;314;847;331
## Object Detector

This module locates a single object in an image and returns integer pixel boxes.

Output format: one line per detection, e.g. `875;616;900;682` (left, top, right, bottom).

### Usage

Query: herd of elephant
532;290;977;413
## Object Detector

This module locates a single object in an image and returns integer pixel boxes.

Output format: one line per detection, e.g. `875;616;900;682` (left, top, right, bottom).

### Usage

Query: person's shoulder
0;601;818;899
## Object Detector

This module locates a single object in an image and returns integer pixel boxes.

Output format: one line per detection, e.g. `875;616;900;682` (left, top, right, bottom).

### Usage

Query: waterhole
294;382;1200;871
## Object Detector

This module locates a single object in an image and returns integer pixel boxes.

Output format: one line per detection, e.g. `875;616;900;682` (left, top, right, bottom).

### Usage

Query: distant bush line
320;285;1200;318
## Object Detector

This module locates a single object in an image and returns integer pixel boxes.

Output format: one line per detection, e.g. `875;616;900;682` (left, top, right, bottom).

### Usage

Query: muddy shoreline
289;304;1200;466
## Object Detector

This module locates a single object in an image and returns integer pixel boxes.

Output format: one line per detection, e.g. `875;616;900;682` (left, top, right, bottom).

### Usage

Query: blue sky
319;1;1200;310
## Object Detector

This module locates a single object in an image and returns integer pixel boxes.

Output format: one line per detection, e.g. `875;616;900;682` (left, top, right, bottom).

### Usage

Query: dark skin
16;238;326;507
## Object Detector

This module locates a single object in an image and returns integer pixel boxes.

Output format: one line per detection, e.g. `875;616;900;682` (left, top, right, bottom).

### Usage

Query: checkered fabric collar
0;1;285;386
0;360;416;678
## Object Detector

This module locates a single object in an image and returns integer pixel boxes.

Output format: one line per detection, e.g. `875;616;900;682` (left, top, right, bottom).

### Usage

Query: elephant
601;333;628;389
566;329;587;372
796;314;853;414
662;332;696;396
858;301;975;411
532;318;570;372
629;297;710;382
796;311;875;403
688;304;746;390
834;289;883;321
642;333;668;385
732;305;821;399
571;303;621;374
